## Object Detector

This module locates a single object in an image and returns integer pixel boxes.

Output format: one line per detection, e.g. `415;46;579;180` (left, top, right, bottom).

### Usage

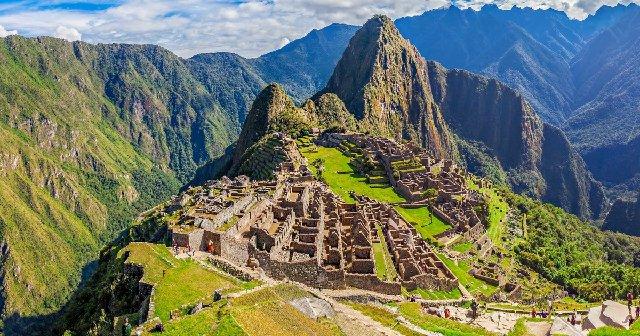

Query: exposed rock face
604;197;640;236
539;125;606;220
427;65;543;174
427;62;605;219
319;15;456;160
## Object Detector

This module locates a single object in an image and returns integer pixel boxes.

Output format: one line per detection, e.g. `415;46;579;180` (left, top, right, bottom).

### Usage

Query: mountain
319;15;456;159
251;23;359;101
395;6;582;125
228;84;311;180
0;21;361;326
566;6;640;190
320;15;605;220
604;196;640;236
0;36;190;329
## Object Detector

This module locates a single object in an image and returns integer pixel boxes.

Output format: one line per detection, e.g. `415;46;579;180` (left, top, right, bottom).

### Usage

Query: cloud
0;25;17;37
0;0;636;57
54;25;82;41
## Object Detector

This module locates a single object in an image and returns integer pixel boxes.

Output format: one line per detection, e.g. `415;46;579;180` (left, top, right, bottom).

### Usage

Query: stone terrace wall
345;273;402;295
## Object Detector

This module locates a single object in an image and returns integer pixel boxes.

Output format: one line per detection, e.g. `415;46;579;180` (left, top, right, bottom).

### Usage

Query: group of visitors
530;306;551;319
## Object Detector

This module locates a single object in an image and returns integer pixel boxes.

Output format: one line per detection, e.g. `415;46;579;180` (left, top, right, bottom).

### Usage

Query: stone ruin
319;133;491;250
164;161;459;296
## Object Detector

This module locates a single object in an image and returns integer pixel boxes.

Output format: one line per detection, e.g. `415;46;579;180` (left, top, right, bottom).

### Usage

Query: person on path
471;300;479;319
122;317;132;336
531;307;537;319
636;302;640;319
628;292;635;313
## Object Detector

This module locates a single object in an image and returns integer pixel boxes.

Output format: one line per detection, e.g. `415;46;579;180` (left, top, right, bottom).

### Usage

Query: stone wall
170;229;203;250
208;256;256;282
220;236;250;267
345;273;402;295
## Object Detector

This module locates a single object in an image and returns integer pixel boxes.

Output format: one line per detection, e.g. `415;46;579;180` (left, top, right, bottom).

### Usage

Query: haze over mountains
1;3;640;332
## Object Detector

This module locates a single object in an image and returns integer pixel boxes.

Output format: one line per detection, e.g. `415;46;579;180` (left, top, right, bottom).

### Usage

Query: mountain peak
231;83;310;167
319;15;456;159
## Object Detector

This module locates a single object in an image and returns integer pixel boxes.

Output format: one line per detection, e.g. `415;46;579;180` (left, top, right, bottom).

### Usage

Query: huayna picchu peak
1;5;640;336
319;15;456;160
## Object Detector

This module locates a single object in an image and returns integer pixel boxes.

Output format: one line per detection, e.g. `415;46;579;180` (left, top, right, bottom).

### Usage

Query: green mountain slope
0;36;186;330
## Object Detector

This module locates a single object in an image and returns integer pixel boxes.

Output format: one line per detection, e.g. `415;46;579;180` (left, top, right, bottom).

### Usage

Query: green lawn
229;284;341;336
301;146;404;204
345;302;427;336
452;242;473;254
468;180;508;248
392;302;496;336
145;300;247;336
394;206;451;239
373;224;398;281
437;253;498;297
589;327;640;336
123;243;255;322
407;287;462;300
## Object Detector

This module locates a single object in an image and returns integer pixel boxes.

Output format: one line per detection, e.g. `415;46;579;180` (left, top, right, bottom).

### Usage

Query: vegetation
394;206;451;239
124;243;253;322
348;301;497;336
468;179;509;248
373;224;398;281
0;36;184;325
301;146;404;203
452;242;474;254
397;302;497;336
588;326;640;336
505;190;640;302
438;253;498;297
407;287;462;300
344;302;426;336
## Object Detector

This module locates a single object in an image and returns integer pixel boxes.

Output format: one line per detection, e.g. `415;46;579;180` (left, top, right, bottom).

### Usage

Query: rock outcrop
231;83;311;167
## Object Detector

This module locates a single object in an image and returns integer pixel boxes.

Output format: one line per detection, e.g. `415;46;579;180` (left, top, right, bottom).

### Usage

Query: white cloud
54;25;82;41
0;0;636;57
0;25;17;37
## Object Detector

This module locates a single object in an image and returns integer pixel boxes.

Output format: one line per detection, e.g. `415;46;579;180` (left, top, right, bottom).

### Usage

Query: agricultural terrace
143;284;343;336
122;243;259;322
394;205;452;240
468;178;509;248
437;253;498;297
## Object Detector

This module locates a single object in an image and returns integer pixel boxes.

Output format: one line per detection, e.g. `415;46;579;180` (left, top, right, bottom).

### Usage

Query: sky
0;0;637;58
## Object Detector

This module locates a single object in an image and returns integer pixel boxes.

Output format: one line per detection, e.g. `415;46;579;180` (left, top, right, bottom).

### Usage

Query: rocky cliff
427;64;605;219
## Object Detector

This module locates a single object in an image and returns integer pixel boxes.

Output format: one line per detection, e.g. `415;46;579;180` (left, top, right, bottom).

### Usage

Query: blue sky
0;0;636;58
